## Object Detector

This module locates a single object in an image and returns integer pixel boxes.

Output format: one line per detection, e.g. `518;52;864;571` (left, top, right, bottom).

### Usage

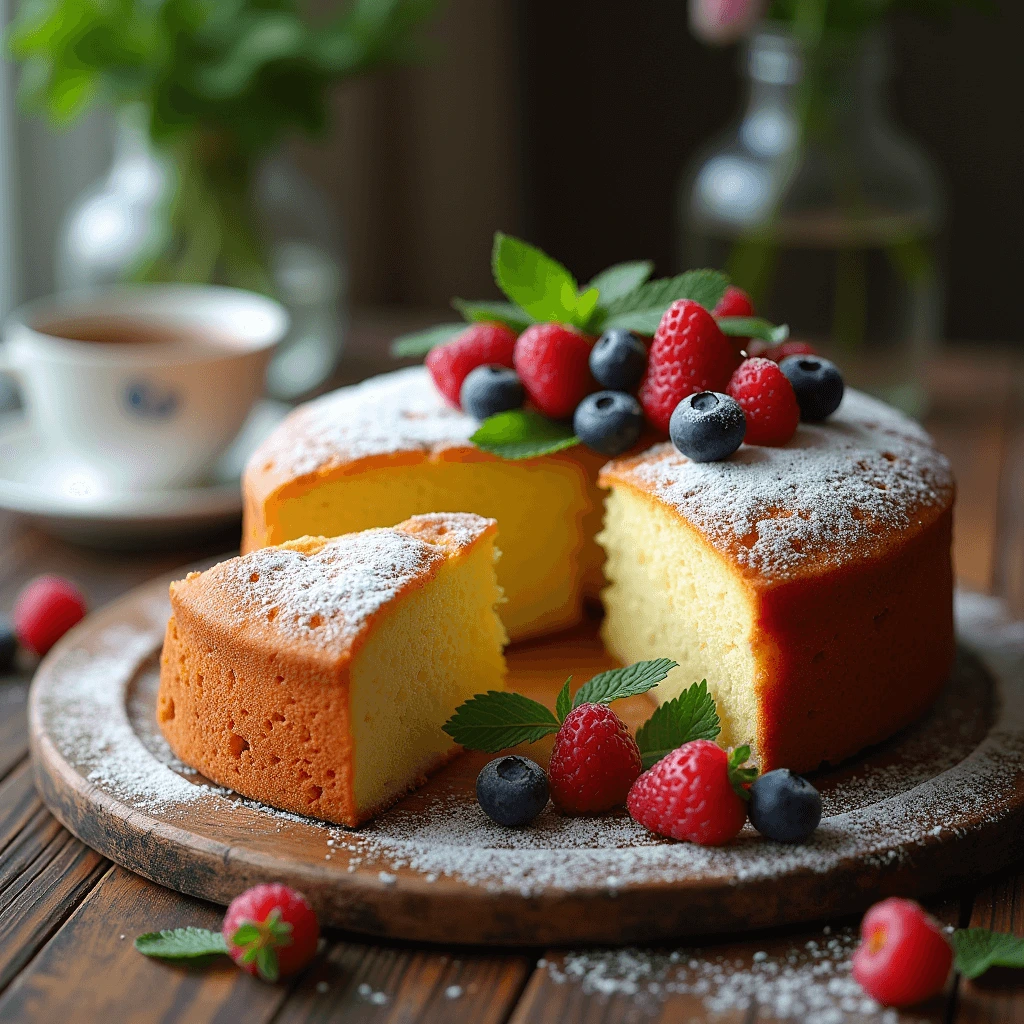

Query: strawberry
713;285;754;320
513;323;595;420
425;323;517;408
222;883;319;982
547;703;642;814
13;575;87;656
726;357;800;446
639;300;738;434
627;739;752;846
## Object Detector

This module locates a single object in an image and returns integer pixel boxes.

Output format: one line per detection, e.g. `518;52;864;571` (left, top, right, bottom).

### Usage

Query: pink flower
689;0;765;45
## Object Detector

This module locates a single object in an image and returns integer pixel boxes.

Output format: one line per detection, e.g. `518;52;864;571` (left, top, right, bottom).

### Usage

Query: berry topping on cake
713;285;756;355
476;755;549;827
639;299;738;433
222;883;319;982
513;323;595;420
460;365;526;420
425;322;517;408
628;739;755;846
548;703;643;814
852;898;952;1007
747;768;821;842
13;575;87;656
589;328;648;392
573;391;644;456
669;390;746;463
767;340;817;361
779;354;845;422
726;357;801;447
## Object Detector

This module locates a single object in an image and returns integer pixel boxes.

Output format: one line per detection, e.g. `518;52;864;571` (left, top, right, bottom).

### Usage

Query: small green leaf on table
442;691;561;752
952;928;1024;979
390;323;465;358
572;658;678;709
135;927;229;961
452;298;534;333
717;316;790;345
471;410;579;460
635;679;721;769
601;269;730;335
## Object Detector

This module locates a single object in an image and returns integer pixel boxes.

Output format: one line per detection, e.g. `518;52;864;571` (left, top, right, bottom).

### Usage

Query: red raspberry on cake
223;883;320;982
13;575;87;656
766;340;817;362
713;286;756;358
639;299;738;434
627;739;749;846
513;323;595;420
726;357;800;446
425;322;517;408
548;703;642;814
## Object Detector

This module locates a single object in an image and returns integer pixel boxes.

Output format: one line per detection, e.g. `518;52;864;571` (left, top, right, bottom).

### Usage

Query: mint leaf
717;317;790;345
728;745;758;801
555;677;572;723
953;928;1024;979
390;323;465;358
442;690;560;752
635;680;722;769
572;658;677;709
135;927;229;961
452;298;533;334
471;410;579;460
587;260;654;306
491;232;584;326
602;270;730;334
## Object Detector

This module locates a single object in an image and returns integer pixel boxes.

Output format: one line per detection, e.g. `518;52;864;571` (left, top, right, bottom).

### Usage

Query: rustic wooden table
0;346;1022;1023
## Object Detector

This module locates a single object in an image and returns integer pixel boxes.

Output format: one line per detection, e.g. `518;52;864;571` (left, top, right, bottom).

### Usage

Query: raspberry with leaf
713;285;755;357
222;883;319;982
425;322;517;408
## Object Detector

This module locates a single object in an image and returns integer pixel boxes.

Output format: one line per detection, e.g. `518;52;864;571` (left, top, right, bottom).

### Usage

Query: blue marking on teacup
124;380;180;419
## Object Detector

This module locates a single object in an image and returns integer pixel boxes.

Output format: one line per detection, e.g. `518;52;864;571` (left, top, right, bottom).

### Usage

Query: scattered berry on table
668;391;746;463
589;329;648;392
0;617;17;673
765;340;816;362
726;357;800;447
476;755;549;827
513;323;595;420
425;322;517;408
852;898;952;1007
459;365;525;420
713;285;756;356
13;576;87;656
747;768;821;842
639;299;738;433
627;739;751;846
573;391;644;457
779;354;845;422
548;703;642;814
222;883;319;982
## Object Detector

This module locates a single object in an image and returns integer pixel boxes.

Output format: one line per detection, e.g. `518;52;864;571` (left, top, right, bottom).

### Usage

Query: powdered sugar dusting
604;389;954;579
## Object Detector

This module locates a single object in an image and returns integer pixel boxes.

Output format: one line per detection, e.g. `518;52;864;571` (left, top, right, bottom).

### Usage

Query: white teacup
1;284;288;492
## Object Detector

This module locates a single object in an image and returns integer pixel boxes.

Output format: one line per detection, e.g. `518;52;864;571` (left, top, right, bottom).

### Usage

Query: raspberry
513;323;595;420
13;576;87;656
726;357;800;447
627;739;748;846
639;300;738;434
548;703;642;814
713;285;755;320
425;323;517;408
765;340;817;362
852;898;952;1007
223;883;319;982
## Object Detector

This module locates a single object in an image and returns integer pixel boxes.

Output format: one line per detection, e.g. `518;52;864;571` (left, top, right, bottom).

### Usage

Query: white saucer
0;400;288;546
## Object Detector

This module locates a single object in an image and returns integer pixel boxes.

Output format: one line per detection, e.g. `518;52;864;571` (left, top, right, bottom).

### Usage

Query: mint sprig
452;298;533;333
572;658;677;709
134;927;229;961
600;269;730;334
717;316;790;345
635;679;721;770
470;409;579;460
728;745;758;800
585;260;654;307
952;928;1024;979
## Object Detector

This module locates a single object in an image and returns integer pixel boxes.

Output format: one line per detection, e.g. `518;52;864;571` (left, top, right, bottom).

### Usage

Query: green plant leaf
555;677;572;723
717;317;790;345
602;270;730;334
635;680;721;769
586;260;655;306
727;744;758;801
572;658;678;710
134;927;229;961
452;298;533;333
389;323;464;358
470;410;579;460
952;928;1024;979
442;690;561;752
491;232;583;326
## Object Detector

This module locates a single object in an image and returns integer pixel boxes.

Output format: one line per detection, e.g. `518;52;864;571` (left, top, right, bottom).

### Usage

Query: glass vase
680;26;944;415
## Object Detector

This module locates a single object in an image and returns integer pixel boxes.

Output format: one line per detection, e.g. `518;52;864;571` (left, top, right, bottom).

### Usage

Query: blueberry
668;391;745;462
778;355;844;422
460;365;525;420
573;391;644;456
0;617;15;674
476;755;549;827
748;769;822;843
589;329;648;392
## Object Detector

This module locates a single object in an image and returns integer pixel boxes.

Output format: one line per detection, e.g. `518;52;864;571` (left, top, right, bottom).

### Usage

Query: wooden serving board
28;570;1024;946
